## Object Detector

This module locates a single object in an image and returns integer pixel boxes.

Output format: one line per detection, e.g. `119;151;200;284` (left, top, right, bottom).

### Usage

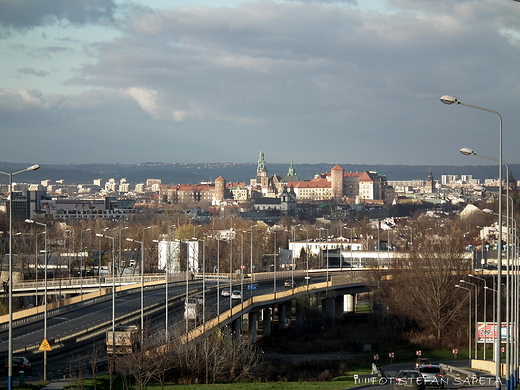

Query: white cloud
125;86;159;118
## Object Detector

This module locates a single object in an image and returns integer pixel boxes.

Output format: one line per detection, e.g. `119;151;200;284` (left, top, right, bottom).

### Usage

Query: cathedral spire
257;150;267;174
287;159;296;177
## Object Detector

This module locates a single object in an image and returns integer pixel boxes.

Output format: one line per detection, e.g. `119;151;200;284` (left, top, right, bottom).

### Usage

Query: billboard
477;322;513;343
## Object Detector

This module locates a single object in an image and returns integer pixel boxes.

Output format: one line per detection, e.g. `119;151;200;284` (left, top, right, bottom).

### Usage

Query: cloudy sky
1;0;520;166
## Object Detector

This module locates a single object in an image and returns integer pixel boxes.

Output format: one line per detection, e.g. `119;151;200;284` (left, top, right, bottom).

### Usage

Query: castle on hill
159;151;389;207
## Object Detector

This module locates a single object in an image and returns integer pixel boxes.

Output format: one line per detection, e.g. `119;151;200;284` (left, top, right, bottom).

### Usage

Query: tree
374;230;471;344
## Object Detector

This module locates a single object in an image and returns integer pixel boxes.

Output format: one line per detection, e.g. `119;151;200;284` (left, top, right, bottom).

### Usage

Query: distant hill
0;162;515;185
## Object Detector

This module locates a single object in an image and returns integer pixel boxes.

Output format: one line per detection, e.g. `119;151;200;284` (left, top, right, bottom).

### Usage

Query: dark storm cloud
16;68;49;77
2;1;520;166
0;0;116;30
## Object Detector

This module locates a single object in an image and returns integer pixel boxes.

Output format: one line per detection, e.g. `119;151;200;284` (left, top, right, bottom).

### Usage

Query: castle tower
215;176;226;202
331;165;344;200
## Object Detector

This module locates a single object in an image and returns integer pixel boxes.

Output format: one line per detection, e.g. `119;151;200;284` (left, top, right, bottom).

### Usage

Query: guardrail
440;363;479;380
185;272;369;342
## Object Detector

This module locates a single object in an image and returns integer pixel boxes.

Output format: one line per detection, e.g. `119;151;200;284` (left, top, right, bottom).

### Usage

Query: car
231;291;242;300
194;294;204;305
418;365;445;388
394;370;425;390
284;280;296;288
3;357;32;375
221;288;231;297
415;357;431;369
184;297;199;306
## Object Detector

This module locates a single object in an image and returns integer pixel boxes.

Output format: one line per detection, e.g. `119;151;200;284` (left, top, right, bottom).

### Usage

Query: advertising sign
477;322;512;343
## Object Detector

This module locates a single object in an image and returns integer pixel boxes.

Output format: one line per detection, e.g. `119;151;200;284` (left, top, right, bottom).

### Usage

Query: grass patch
0;381;50;390
64;377;359;390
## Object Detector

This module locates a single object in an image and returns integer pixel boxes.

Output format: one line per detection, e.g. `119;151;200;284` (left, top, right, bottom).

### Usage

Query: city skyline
2;1;520;166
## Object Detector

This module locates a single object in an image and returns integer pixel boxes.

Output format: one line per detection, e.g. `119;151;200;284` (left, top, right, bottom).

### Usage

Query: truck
106;325;139;355
184;298;201;322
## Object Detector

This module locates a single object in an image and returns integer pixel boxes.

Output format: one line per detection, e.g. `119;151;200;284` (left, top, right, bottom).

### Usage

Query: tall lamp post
483;208;517;388
319;228;329;284
126;234;146;334
236;233;244;302
342;225;354;271
0;163;40;390
35;231;45;306
461;279;478;359
229;234;234;310
165;225;176;341
300;228;310;284
290;225;300;287
470;273;488;360
270;230;280;295
441;95;503;390
247;224;257;292
117;227;128;287
80;228;90;296
25;218;47;382
456;284;472;365
96;233;116;348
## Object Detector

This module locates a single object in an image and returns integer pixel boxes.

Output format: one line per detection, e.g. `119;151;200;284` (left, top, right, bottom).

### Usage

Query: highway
0;276;313;380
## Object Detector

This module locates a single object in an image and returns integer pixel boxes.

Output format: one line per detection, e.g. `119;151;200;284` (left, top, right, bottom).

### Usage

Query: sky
1;0;520;166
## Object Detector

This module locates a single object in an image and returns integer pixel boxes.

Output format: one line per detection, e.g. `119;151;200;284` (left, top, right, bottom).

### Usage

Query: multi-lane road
0;277;306;379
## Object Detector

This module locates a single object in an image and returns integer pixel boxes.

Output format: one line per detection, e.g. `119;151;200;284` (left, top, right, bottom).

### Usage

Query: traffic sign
248;284;257;290
416;350;421;356
389;352;394;358
39;338;52;351
452;349;458;355
241;265;245;269
373;355;379;361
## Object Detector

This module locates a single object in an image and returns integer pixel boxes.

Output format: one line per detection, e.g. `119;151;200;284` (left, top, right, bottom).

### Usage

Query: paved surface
43;378;71;389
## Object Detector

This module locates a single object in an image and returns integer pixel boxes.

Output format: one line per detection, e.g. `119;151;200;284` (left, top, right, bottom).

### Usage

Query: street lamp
126;234;145;334
165;225;176;341
441;95;503;390
470;273;488;360
117;227;128;287
456;284;472;365
229;234;234;310
247;225;257;291
341;225;354;271
80;228;91;296
461;279;478;359
96;233;116;348
216;237;220;316
319;228;329;283
300;228;310;284
236;233;244;303
270;230;280;294
35;231;45;306
483;208;517;387
0;164;40;390
98;227;109;290
25;218;47;381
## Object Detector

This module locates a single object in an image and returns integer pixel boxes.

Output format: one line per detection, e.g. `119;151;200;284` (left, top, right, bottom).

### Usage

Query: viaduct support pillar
335;296;344;320
322;297;335;327
263;307;272;337
248;311;258;342
344;294;356;313
231;316;241;342
278;303;288;330
296;299;305;334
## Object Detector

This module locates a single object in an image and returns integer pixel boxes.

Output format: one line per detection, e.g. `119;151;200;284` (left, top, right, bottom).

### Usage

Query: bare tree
88;340;104;390
374;230;471;344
